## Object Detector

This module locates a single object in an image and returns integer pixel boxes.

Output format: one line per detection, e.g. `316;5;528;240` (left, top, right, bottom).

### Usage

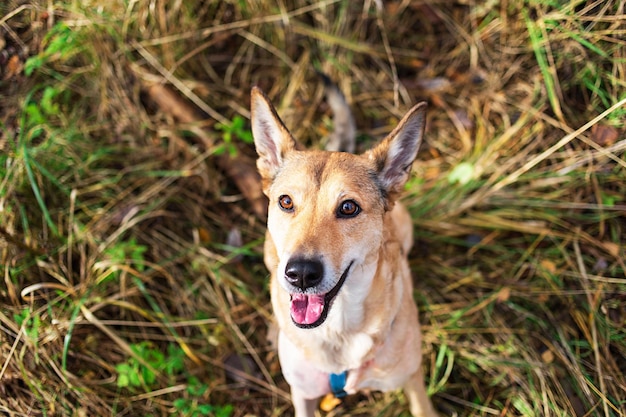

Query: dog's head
251;87;426;329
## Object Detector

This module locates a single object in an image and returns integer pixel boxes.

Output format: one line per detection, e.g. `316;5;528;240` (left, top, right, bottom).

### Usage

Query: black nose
284;258;324;290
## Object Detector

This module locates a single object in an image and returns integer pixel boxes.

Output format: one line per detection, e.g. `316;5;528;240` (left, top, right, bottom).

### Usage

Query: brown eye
278;195;294;212
337;200;360;218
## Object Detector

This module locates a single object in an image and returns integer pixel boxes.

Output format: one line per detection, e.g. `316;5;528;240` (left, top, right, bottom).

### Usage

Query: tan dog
251;86;436;417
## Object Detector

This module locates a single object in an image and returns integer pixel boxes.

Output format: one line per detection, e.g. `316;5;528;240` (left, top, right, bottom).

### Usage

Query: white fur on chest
308;326;375;372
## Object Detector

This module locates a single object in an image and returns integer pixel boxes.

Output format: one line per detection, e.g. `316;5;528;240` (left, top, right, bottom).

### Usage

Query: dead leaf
385;1;401;15
416;77;451;93
497;287;511;303
601;242;620;258
320;393;342;412
590;124;618;147
537;293;550;303
198;227;211;243
424;166;441;180
540;259;557;274
541;349;554;364
218;152;268;219
4;55;23;80
408;58;426;69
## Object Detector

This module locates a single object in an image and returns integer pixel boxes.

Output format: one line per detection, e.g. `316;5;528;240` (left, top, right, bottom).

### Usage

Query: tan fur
251;86;436;417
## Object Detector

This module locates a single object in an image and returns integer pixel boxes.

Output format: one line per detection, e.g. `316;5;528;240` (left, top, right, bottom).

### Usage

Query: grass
1;1;625;416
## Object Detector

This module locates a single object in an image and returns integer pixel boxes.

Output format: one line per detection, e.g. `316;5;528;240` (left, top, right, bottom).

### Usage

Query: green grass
1;1;625;416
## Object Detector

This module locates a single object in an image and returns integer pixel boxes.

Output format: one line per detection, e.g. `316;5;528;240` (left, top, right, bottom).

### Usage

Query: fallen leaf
540;259;557;274
385;1;401;15
541;349;554;363
416;77;451;92
424;165;441;180
601;242;620;258
320;393;342;412
198;227;211;243
4;55;23;79
590;124;618;147
537;293;550;303
408;58;426;69
497;287;511;303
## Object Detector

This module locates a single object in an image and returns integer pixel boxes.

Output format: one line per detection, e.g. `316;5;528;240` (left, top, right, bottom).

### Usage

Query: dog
251;83;436;417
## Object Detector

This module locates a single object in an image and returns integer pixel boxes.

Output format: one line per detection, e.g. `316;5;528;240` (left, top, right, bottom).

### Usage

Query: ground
1;1;625;416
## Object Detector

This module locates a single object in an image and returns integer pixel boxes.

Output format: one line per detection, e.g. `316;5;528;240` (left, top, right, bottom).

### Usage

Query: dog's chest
317;331;375;371
343;355;412;393
321;333;410;394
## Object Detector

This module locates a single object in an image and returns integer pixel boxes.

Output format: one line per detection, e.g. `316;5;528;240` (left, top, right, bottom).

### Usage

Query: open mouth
289;261;353;329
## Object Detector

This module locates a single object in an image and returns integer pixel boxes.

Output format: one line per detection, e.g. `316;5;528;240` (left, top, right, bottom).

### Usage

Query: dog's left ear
251;87;297;189
368;102;427;200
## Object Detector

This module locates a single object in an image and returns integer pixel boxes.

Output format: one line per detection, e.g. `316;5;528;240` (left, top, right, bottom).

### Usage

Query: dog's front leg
278;332;330;416
290;388;319;417
403;365;438;417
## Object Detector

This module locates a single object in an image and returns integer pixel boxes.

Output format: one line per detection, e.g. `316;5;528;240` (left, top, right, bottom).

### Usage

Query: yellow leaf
497;287;511;303
540;259;557;274
198;227;211;243
320;393;342;412
541;349;554;364
602;242;620;258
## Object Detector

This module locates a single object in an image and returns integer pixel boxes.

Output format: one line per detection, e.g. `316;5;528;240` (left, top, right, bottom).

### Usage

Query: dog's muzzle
285;259;353;329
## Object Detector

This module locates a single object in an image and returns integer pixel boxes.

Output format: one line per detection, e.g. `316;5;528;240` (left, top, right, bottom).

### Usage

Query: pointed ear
251;87;296;190
368;102;427;200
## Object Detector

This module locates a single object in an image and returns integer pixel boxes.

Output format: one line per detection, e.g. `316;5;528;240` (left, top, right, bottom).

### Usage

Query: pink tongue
290;294;325;325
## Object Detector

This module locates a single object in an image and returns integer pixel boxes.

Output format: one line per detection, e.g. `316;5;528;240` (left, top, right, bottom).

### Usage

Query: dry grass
1;1;625;416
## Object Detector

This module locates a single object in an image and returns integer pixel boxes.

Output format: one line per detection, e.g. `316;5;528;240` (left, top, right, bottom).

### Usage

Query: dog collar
329;371;348;398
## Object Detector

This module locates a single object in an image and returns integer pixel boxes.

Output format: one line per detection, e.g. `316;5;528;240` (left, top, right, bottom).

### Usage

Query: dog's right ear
251;87;296;188
367;101;427;205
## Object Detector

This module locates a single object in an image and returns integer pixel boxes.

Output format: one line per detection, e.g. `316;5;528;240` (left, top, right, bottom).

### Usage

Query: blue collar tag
329;371;348;398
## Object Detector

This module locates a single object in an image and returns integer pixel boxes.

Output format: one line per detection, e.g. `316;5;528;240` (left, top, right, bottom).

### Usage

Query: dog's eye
337;200;360;218
278;195;294;212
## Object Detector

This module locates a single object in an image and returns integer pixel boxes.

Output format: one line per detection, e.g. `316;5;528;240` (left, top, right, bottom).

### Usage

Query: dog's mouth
289;262;353;329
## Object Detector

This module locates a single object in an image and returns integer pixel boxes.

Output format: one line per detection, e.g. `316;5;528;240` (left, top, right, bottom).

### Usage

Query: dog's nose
284;258;324;290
